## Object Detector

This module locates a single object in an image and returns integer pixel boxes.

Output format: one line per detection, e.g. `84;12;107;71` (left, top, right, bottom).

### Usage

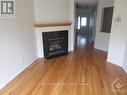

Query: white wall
94;0;115;51
69;0;75;51
0;0;37;89
123;44;127;73
107;0;127;67
33;0;70;24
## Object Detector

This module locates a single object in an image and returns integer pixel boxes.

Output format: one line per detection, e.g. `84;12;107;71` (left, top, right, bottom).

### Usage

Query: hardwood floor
0;40;127;95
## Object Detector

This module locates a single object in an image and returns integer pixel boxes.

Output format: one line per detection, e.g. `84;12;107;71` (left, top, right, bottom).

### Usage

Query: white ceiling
75;0;98;6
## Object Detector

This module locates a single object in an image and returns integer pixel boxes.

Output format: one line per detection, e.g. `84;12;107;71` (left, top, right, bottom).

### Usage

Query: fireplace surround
42;30;68;59
35;25;74;58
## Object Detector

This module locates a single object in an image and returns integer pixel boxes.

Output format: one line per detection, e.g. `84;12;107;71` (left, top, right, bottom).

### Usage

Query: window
101;7;114;33
78;16;81;29
81;17;87;26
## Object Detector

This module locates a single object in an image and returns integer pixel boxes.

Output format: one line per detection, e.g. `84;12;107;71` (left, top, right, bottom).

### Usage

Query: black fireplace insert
42;30;68;59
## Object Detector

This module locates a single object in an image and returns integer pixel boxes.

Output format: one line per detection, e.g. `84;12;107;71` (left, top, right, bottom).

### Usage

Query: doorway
75;7;95;48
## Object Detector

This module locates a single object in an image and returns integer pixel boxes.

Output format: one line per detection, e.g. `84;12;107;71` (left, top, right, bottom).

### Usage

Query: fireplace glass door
42;30;68;59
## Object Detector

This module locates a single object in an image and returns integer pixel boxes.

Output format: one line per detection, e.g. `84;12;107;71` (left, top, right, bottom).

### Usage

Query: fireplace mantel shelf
34;23;72;28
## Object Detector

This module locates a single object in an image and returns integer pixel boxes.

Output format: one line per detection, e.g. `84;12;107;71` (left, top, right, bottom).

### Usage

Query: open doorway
74;4;97;49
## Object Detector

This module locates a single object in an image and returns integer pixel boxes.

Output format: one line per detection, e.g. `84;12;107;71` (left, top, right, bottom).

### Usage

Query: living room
0;0;127;95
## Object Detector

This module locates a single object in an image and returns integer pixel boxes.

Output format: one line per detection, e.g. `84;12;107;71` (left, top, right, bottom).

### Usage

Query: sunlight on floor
77;35;87;48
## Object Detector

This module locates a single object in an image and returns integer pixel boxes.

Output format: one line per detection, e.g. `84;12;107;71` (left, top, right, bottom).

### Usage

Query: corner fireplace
42;30;68;59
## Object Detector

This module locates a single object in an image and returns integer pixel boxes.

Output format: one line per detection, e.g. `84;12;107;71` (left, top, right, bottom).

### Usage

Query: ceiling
75;0;98;6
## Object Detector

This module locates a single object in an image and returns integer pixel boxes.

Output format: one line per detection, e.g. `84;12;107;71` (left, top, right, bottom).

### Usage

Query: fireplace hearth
42;30;68;59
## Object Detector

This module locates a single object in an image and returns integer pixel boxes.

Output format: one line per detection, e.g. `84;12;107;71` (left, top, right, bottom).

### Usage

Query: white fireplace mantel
35;26;73;57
